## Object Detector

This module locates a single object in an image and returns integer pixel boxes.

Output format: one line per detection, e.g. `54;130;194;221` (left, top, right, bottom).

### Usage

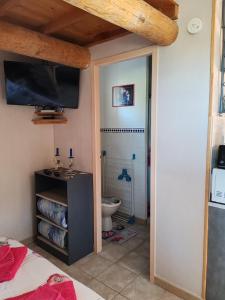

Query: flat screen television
4;61;80;109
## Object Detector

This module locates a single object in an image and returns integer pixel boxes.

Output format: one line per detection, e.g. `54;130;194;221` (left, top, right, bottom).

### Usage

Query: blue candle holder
54;148;61;170
69;148;73;158
68;148;74;169
56;147;60;157
65;148;76;178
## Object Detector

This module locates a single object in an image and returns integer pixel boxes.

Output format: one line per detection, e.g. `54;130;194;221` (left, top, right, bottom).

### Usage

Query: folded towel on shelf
6;274;77;300
38;221;67;249
0;246;27;283
37;198;68;228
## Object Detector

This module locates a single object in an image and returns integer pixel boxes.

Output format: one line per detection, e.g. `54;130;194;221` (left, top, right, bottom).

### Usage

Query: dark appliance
217;145;225;169
4;61;80;109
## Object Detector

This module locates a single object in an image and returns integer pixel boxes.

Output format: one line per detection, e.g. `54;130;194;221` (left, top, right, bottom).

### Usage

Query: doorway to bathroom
100;55;151;220
91;47;158;280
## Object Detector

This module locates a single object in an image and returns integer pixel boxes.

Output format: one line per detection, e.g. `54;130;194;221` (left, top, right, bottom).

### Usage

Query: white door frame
91;46;159;281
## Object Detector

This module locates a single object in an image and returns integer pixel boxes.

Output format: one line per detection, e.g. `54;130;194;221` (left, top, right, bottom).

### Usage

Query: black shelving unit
35;169;94;265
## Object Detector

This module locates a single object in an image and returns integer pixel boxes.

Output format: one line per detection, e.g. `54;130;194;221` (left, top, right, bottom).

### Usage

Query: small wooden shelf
32;110;67;125
36;188;67;207
35;111;64;116
32;118;67;125
37;235;68;255
36;214;68;232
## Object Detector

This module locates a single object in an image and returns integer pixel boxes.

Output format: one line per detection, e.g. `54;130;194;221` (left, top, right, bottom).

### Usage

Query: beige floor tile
65;265;93;285
88;279;118;300
136;230;150;240
30;244;91;281
48;257;70;272
113;294;128;300
121;275;165;300
22;239;34;247
128;224;150;240
161;292;182;300
130;224;149;233
135;240;150;258
121;237;144;251
29;244;51;259
140;271;151;281
102;238;111;246
78;254;112;277
117;251;149;275
74;252;95;267
27;242;35;248
100;243;130;262
29;243;68;270
97;264;137;292
29;239;160;300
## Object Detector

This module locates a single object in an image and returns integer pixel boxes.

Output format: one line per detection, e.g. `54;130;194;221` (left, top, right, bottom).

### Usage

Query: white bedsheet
0;238;104;300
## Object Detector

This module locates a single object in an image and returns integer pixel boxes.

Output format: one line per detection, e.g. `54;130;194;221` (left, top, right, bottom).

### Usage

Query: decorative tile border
100;128;145;133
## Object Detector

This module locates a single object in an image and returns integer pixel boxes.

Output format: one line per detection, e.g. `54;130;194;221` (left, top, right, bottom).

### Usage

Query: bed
0;238;104;300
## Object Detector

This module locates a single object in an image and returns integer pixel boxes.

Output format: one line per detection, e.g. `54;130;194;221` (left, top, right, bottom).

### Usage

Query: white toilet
102;196;121;231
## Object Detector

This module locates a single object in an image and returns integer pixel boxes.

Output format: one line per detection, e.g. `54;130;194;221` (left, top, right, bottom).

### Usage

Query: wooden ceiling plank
86;28;129;47
145;0;179;20
62;0;178;46
24;0;69;19
40;9;87;34
43;8;126;45
0;0;22;17
0;20;90;68
1;0;68;28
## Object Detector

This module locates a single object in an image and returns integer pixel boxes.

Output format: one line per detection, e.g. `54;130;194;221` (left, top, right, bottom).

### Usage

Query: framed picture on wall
112;84;134;107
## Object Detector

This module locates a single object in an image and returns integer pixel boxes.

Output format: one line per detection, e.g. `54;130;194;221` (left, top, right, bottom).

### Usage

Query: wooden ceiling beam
0;20;90;68
146;0;179;20
62;0;179;46
40;9;87;34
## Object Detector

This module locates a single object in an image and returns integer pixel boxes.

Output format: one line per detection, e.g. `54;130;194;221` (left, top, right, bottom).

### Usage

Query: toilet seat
102;197;120;206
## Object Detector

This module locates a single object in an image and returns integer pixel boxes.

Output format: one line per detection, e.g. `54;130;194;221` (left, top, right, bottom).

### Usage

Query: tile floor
28;223;182;300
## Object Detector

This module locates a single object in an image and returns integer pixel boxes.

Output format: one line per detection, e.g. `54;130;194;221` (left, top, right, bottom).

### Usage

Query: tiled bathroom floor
28;223;182;300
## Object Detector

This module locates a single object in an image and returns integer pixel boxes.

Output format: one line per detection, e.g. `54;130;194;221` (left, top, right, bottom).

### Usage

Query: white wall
156;0;211;296
100;57;148;219
100;57;148;128
0;52;54;241
53;0;212;296
54;69;92;172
